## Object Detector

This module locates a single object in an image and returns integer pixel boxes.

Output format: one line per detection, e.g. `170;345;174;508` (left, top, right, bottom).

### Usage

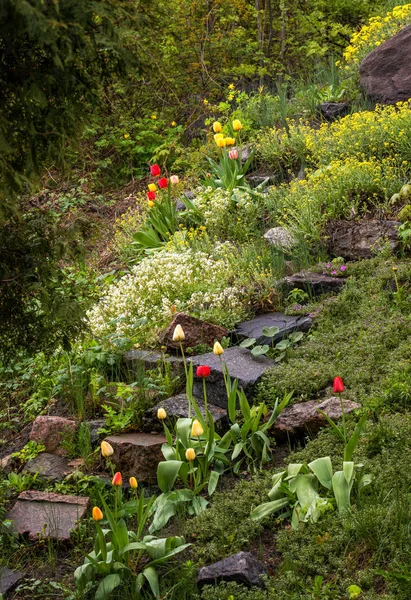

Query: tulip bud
191;419;204;437
171;304;177;314
148;183;157;192
233;119;243;131
112;472;123;486
196;365;211;378
92;506;103;521
213;121;222;133
170;175;179;185
129;477;138;489
150;164;161;176
157;407;167;420
333;377;345;394
101;441;114;458
213;341;224;356
186;448;196;461
229;149;239;160
172;324;185;341
147;200;154;208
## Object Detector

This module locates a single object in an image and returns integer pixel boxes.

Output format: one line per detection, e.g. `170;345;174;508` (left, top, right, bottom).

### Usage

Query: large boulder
197;551;268;589
360;24;411;104
29;416;77;456
160;313;228;352
326;220;400;260
103;433;166;482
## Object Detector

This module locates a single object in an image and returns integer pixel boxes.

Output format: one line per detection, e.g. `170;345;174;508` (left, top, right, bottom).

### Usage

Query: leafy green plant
11;441;46;463
240;328;304;362
204;147;255;192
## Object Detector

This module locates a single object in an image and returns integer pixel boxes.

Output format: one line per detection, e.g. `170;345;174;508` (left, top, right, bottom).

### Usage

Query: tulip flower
147;191;156;201
101;441;114;458
112;472;123;487
157;407;167;420
147;200;154;208
172;324;185;342
150;164;161;176
225;137;235;146
229;149;238;160
148;183;157;192
213;121;222;133
233;119;243;131
158;177;168;189
333;377;345;394
129;477;138;489
216;137;226;148
186;448;196;461
92;506;104;521
191;419;204;437
170;175;179;185
196;365;211;378
213;341;224;356
214;133;224;143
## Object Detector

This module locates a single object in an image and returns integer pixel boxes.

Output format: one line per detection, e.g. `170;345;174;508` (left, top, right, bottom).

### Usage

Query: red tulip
158;177;169;189
150;164;161;176
196;365;211;378
147;191;156;201
333;376;344;394
112;472;123;486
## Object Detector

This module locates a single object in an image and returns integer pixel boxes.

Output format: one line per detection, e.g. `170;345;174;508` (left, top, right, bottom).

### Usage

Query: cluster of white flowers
87;246;248;344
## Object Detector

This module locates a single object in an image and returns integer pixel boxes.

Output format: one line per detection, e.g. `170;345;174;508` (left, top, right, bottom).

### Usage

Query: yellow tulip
214;133;224;143
100;441;114;458
213;341;224;356
216;137;226;148
213;121;222;133
147;200;154;208
148;183;157;192
186;448;196;461
224;137;235;146
92;506;103;521
233;119;243;131
172;324;185;341
157;407;167;420
191;419;204;437
129;477;138;489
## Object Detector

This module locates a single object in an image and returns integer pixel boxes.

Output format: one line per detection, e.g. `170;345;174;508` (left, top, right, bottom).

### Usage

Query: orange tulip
92;506;103;521
112;472;123;486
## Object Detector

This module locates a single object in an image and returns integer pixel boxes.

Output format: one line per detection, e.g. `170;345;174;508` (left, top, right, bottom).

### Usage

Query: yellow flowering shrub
339;4;411;77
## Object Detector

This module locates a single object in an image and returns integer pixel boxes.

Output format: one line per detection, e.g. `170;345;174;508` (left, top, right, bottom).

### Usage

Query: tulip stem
339;392;347;445
202;378;208;417
179;341;191;418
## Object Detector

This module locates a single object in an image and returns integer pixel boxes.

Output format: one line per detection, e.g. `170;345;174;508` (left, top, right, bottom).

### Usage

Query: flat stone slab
104;433;166;482
189;347;275;408
143;394;228;433
197;551;268;589
270;396;361;440
122;349;184;378
30;416;77;456
0;567;23;596
23;453;74;481
233;313;312;346
282;271;346;297
7;491;89;541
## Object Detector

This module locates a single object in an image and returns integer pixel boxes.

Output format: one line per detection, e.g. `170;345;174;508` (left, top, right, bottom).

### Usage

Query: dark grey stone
176;192;195;212
197;551;268;589
246;175;275;188
189;347;274;408
23;453;73;481
241;145;253;163
0;567;23;596
122;349;184;378
233;313;312;346
320;102;350;121
281;271;346;297
86;420;106;445
326;219;400;260
360;24;411;104
143;394;228;433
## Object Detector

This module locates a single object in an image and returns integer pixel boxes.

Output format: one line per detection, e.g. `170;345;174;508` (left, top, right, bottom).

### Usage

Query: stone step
103;433;166;482
23;452;78;481
197;551;268;590
122;349;184;378
0;567;23;597
6;491;89;541
233;312;312;346
281;271;346;297
189;347;275;408
143;393;228;433
268;396;360;440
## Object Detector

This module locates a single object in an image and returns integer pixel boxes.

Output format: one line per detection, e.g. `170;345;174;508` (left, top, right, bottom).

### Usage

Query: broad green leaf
251;344;269;356
343;461;354;485
308;456;333;490
332;470;351;513
276;340;290;351
208;470;220;495
157;460;183;493
141;566;159;598
262;326;280;338
250;497;289;521
288;331;304;343
95;574;122;600
240;337;256;348
344;414;368;461
289;474;319;509
287;463;305;478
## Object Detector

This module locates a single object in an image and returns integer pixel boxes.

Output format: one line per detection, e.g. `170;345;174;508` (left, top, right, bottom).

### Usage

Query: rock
86;419;106;445
160;313;228;352
270;396;361;440
103;433;166;482
246;175;275;188
241;145;253;163
320;102;350;121
197;551;268;589
23;453;75;481
326;220;400;260
0;454;17;473
360;24;411;104
0;567;23;596
263;227;296;251
234;313;312;346
143;394;228;433
122;349;184;378
189;347;275;408
281;271;346;297
6;491;90;541
29;416;77;456
176;191;196;212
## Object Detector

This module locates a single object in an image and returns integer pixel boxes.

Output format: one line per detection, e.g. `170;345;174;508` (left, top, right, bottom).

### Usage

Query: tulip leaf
250;497;289;521
208;470;220;495
157;460;183;493
308;456;333;490
95;574;122;600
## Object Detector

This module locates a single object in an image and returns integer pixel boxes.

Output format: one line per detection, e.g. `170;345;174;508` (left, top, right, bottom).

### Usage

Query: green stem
339;391;347;445
179;341;191;417
202;377;208;416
